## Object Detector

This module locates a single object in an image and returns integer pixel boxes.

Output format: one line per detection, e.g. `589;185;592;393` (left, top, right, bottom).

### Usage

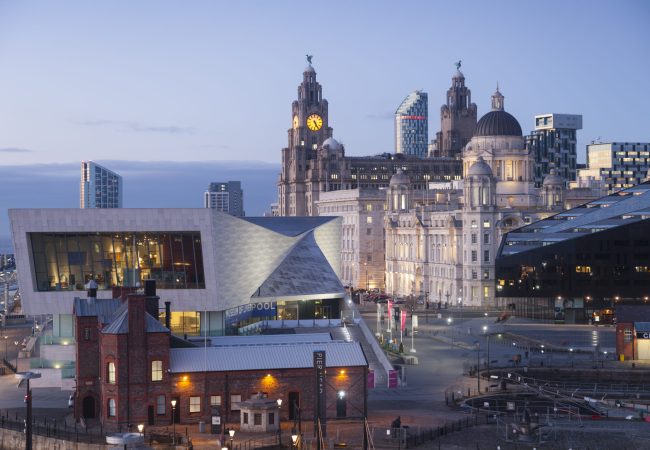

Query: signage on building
636;332;650;339
313;350;327;437
225;302;277;324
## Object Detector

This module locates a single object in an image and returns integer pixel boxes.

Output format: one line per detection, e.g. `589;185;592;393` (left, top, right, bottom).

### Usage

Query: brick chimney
127;293;146;345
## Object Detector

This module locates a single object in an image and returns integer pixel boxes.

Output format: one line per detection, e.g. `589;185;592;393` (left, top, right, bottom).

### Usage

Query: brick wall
616;322;635;360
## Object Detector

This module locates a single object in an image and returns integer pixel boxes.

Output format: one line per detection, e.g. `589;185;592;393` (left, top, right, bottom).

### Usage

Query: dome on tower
474;110;522;137
304;64;315;73
542;169;564;186
389;169;410;186
474;85;522;137
468;156;493;177
322;137;341;151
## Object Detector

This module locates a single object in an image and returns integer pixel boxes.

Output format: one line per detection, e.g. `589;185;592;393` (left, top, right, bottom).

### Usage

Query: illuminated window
210;395;222;406
366;216;373;224
471;220;478;229
624;329;633;343
151;360;163;382
108;399;116;417
189;396;200;413
107;362;116;384
483;220;491;228
484;287;489;298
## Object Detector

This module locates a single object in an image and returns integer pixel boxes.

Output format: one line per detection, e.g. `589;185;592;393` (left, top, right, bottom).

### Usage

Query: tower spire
491;84;504;111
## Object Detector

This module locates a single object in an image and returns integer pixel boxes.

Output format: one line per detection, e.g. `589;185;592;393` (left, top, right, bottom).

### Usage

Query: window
84;327;91;341
366;216;373;224
189;396;200;413
231;395;242;411
483;220;491;228
483;250;490;262
151;360;163;382
472;271;477;279
471;220;477;229
108;399;116;417
243;412;249;424
624;329;633;343
107;362;116;384
484;287;489;298
471;234;477;244
483;233;489;244
471;251;477;262
483;270;490;279
157;395;166;415
254;413;262;426
366;204;372;212
268;412;275;425
210;395;222;406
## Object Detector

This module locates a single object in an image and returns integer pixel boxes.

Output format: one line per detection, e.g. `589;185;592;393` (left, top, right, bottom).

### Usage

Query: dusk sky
1;0;649;243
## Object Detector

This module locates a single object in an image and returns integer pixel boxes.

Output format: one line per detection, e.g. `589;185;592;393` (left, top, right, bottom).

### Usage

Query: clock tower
279;58;334;216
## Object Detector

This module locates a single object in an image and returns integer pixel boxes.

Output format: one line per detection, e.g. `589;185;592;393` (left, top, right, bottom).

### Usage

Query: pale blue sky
1;0;649;167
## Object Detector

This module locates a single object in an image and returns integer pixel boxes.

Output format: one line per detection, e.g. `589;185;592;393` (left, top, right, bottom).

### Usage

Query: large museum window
151;360;163;382
107;362;116;384
30;231;205;291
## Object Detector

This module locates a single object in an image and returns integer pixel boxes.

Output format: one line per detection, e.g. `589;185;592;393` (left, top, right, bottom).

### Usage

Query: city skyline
0;1;648;167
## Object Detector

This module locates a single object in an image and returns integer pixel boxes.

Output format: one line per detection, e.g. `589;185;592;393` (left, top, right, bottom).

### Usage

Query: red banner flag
400;310;407;332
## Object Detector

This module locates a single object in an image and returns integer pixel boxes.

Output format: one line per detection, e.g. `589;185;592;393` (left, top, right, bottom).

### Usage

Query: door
336;395;346;418
148;405;154;425
172;397;180;423
288;392;300;420
82;396;95;419
316;305;331;319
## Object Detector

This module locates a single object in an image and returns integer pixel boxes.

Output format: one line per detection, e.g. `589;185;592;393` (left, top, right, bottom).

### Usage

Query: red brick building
73;292;368;431
615;304;650;361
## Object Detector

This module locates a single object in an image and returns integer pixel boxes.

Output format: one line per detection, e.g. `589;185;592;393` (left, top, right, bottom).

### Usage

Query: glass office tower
395;90;428;158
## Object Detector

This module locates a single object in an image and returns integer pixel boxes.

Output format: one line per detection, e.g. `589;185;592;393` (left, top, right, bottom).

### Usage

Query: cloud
76;119;195;135
365;112;394;120
0;147;31;153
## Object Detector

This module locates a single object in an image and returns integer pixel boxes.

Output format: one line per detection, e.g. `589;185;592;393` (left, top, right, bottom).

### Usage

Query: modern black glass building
495;181;650;323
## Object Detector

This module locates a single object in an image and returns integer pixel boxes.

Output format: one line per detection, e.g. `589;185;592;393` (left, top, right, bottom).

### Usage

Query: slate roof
102;309;169;334
73;298;122;324
170;341;367;373
475;110;522;137
188;333;333;347
253;232;344;298
241;216;336;237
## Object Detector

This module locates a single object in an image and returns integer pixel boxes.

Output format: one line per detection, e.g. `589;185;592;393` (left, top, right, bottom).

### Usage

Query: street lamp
292;433;298;449
15;371;41;450
14;340;19;370
137;424;144;437
229;428;235;449
277;398;283;447
3;335;7;364
170;399;177;445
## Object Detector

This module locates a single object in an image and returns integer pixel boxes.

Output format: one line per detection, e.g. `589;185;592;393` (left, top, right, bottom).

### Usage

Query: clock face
292;115;299;129
306;114;323;131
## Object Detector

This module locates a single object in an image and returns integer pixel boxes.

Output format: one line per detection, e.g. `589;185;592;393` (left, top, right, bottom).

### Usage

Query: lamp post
277;398;283;447
3;335;7;364
137;424;144;437
476;341;481;394
364;262;369;291
15;371;41;450
170;399;177;445
229;428;235;450
292;433;298;449
14;340;19;370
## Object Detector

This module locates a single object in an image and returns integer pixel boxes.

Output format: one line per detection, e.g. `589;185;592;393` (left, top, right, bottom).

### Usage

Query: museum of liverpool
9;208;344;352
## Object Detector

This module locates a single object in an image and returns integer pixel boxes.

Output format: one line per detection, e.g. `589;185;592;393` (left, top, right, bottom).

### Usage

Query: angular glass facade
30;232;205;291
395;91;428;158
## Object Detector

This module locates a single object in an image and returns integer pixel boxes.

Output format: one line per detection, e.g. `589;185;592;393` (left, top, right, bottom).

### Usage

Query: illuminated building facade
10;208;343;341
496;181;650;322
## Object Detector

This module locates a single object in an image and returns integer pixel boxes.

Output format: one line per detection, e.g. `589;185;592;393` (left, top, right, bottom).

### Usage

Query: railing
0;410;107;444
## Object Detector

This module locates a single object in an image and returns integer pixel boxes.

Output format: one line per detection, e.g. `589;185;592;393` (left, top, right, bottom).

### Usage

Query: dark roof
241;217;336;237
474;110;522;137
615;304;650;323
73;298;122;324
102;309;169;334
